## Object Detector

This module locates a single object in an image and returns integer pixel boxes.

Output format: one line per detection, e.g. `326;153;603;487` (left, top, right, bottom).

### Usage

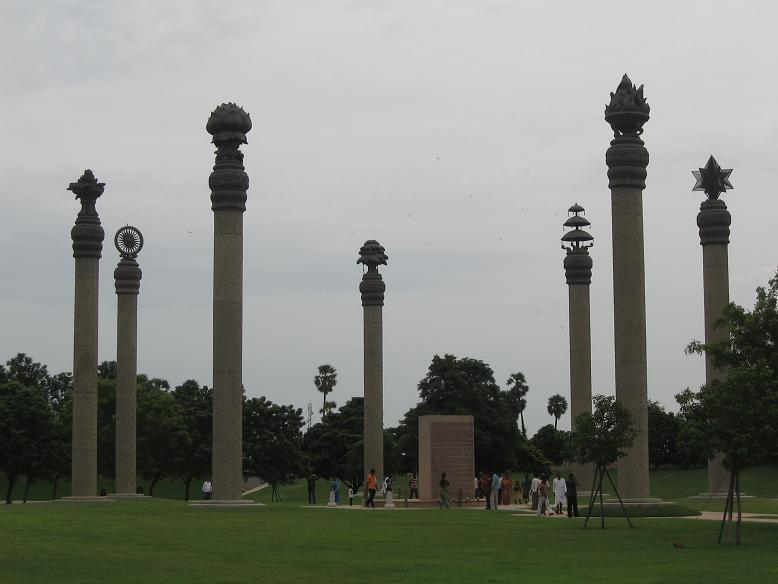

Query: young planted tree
682;270;778;545
506;372;530;437
547;394;568;429
314;364;337;416
569;395;637;529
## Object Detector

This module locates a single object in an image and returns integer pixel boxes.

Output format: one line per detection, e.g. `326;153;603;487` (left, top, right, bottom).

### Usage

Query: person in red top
366;469;378;508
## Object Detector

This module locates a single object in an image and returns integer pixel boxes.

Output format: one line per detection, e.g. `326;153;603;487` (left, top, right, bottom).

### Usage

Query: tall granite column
358;240;388;485
207;103;252;502
604;75;651;500
113;226;143;496
561;203;594;492
67;170;105;498
692;156;734;495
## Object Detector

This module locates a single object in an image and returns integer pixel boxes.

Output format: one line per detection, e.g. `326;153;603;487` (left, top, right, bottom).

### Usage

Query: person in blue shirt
491;471;501;510
331;477;340;505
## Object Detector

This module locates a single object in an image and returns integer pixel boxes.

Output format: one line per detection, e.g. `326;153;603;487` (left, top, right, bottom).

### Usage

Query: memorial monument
418;415;474;503
561;203;594;491
113;226;143;496
207;103;252;502
604;75;651;500
67;170;105;498
692;155;734;496
358;240;388;484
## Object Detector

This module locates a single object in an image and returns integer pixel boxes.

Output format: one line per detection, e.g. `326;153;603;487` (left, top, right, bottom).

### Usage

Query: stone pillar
67;170;105;498
113;227;143;496
207;103;252;502
604;75;651;500
693;156;734;495
561;203;594;492
358;240;388;485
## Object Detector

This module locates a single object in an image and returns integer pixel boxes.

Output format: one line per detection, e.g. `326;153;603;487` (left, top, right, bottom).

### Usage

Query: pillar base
188;499;262;508
107;493;147;500
691;492;754;499
603;497;665;506
58;496;113;502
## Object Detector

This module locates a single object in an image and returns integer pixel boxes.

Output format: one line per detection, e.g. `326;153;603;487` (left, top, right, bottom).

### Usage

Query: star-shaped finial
692;155;733;200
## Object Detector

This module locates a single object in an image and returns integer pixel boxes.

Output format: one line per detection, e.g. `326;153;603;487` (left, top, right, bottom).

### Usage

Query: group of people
476;471;517;509
302;469;580;516
528;472;579;517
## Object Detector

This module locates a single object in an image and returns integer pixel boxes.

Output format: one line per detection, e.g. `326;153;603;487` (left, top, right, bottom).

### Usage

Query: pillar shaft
568;284;593;489
363;304;384;483
212;210;244;501
71;256;100;496
698;196;731;494
68;170;104;499
611;185;650;499
115;292;138;494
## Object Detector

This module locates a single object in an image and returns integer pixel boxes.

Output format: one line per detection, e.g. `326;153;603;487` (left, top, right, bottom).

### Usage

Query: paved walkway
683;511;778;524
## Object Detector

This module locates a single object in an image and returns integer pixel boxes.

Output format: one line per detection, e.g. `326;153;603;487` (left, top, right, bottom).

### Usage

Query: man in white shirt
202;479;213;500
530;473;540;510
552;473;567;515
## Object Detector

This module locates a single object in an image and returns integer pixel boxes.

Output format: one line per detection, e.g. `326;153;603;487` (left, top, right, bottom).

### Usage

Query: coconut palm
547;394;568;429
505;372;530;437
314;364;338;416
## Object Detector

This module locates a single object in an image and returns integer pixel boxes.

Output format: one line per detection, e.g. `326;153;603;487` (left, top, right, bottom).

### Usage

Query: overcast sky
1;0;776;435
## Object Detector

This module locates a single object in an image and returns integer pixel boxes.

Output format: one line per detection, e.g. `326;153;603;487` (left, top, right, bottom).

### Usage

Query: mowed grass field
1;497;777;584
1;468;777;583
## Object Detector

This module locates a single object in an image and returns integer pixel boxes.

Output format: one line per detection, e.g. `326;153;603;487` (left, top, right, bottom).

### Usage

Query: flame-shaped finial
605;74;650;136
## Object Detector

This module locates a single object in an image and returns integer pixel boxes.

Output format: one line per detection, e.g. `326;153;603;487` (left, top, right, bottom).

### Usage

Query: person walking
491;471;501;510
553;473;567;515
565;473;579;518
201;479;212;501
306;473;318;505
530;473;540;510
537;474;550;516
439;472;450;509
365;469;378;508
348;486;354;507
521;474;531;505
408;473;419;499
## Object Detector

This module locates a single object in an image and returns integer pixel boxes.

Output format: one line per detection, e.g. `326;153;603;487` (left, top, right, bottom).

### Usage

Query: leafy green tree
647;401;679;469
96;378;117;480
5;353;50;388
505;372;530;437
303;397;364;490
395;354;549;474
682;270;778;544
314;364;337;416
570;395;637;528
547;394;568;429
172;380;212;501
0;382;58;504
136;379;185;495
530;424;568;465
243;396;306;500
98;360;117;380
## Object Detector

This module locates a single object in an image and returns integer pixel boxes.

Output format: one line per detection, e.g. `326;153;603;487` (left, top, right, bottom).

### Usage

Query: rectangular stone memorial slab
418;415;474;502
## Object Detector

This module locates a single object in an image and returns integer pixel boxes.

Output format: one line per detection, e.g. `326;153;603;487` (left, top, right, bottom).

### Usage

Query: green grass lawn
0;498;776;584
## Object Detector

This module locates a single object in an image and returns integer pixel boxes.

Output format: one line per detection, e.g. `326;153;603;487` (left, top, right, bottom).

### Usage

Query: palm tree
506;372;530;437
314;364;337;416
547;394;568;429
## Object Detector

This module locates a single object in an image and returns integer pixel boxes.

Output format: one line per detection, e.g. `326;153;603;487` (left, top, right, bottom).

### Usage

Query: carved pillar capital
68;170;105;258
207;103;252;212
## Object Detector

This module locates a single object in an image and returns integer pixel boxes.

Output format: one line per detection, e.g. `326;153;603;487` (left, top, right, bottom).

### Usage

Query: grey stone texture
418;415;474;502
207;103;251;502
695;164;733;495
113;227;142;495
358;240;388;484
562;206;595;490
68;170;105;498
605;76;651;500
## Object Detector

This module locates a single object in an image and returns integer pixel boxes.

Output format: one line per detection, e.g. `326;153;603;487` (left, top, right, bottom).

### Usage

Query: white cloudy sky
1;0;776;435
